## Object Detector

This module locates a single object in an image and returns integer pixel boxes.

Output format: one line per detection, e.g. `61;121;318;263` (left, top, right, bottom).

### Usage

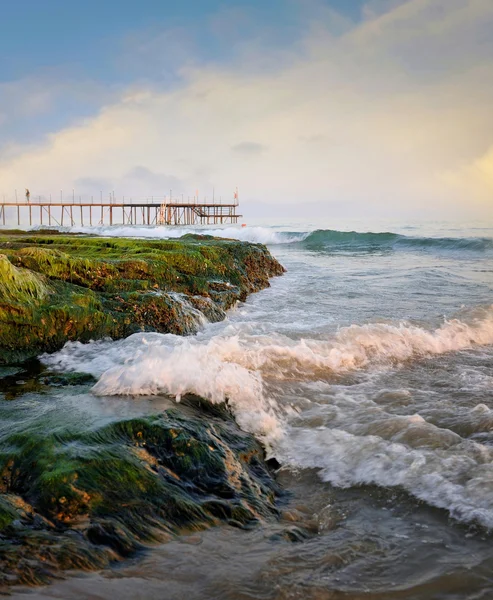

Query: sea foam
69;224;306;245
280;424;493;528
43;305;493;448
29;224;493;254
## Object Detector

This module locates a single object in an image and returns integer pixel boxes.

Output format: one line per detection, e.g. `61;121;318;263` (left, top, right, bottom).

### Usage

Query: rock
0;231;285;363
0;397;282;587
0;231;286;588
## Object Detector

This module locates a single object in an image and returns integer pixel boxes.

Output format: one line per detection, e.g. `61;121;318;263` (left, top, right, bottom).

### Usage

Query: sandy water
12;218;493;599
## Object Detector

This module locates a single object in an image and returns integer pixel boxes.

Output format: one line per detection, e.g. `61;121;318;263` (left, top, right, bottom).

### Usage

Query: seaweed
0;401;281;588
0;230;286;589
0;231;285;363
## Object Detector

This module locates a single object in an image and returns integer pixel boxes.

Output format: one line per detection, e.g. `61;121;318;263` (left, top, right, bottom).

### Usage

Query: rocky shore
0;230;285;363
0;230;286;589
0;394;283;589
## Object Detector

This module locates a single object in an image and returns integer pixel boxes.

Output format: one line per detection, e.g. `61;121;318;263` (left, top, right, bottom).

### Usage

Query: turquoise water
11;218;493;599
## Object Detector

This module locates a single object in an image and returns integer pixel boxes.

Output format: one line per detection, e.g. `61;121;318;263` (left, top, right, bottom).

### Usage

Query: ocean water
12;218;493;599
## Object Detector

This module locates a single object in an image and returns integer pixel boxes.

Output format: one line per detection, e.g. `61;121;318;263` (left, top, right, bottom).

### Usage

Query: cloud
73;167;187;200
442;145;493;213
0;0;492;219
232;142;266;156
0;72;119;154
362;0;411;20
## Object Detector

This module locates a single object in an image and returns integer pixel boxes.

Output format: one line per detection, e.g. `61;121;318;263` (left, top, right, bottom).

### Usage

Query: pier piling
0;197;242;228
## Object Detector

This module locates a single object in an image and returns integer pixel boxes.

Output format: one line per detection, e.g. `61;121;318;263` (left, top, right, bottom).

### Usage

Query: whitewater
30;218;493;600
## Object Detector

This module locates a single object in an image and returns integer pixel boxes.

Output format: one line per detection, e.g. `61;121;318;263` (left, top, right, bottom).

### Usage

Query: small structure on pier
0;195;242;228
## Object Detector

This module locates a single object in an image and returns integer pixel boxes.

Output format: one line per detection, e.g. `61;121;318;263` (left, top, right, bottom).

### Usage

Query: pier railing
0;194;241;227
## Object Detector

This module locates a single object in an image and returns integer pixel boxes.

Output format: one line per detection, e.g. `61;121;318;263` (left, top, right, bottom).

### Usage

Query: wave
30;224;493;255
43;304;493;434
44;305;493;396
42;334;285;445
260;305;493;377
280;423;493;529
42;304;493;527
298;229;493;253
68;224;305;245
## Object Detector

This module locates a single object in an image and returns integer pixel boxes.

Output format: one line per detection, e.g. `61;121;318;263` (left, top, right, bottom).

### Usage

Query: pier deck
0;200;242;227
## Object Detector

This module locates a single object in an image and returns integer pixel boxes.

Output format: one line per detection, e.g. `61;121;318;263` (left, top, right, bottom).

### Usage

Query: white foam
42;306;493;527
40;333;181;377
92;340;283;444
125;308;493;386
44;333;284;444
68;224;306;245
279;425;493;528
204;307;493;378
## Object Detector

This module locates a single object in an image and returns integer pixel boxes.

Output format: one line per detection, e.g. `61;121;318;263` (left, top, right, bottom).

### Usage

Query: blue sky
1;0;492;219
1;1;364;81
0;0;367;150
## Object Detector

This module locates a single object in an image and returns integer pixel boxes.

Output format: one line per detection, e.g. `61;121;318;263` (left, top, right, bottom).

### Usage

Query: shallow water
8;218;493;599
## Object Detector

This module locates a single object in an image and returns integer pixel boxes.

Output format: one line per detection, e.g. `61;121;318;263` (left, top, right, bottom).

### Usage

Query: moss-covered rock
0;397;281;588
0;231;285;363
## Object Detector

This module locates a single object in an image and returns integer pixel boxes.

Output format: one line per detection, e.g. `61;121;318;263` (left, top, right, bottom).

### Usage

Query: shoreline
0;230;286;590
0;230;285;363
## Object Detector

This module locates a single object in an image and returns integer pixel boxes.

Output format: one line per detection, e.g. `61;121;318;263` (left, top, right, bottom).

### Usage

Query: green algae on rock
0;394;281;589
0;230;286;589
0;231;285;363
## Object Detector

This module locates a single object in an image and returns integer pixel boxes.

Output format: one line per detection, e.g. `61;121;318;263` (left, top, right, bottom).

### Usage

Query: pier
0;195;242;228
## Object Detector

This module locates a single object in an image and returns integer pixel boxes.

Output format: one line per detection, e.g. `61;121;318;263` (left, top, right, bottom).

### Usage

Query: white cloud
0;72;119;156
232;142;266;156
362;0;411;20
0;0;492;219
442;145;493;212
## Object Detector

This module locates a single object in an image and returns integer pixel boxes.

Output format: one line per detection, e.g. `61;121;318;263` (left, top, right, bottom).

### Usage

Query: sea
10;217;493;600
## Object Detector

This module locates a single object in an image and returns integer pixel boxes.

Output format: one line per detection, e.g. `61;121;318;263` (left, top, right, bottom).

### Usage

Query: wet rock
0;232;285;363
42;372;97;386
0;398;282;588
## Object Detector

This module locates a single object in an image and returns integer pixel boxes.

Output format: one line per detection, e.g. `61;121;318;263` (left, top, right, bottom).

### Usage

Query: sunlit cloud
0;0;492;218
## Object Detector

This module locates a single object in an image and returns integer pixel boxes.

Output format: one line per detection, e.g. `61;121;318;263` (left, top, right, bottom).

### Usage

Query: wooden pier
0;198;242;228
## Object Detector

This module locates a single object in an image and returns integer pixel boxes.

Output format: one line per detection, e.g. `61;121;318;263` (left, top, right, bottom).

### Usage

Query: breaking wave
43;304;493;477
69;224;305;245
66;225;493;254
42;334;285;445
298;229;493;253
280;423;493;529
44;304;493;390
26;223;492;255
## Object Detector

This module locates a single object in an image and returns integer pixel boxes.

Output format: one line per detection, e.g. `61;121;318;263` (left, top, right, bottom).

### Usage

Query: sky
0;0;492;220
